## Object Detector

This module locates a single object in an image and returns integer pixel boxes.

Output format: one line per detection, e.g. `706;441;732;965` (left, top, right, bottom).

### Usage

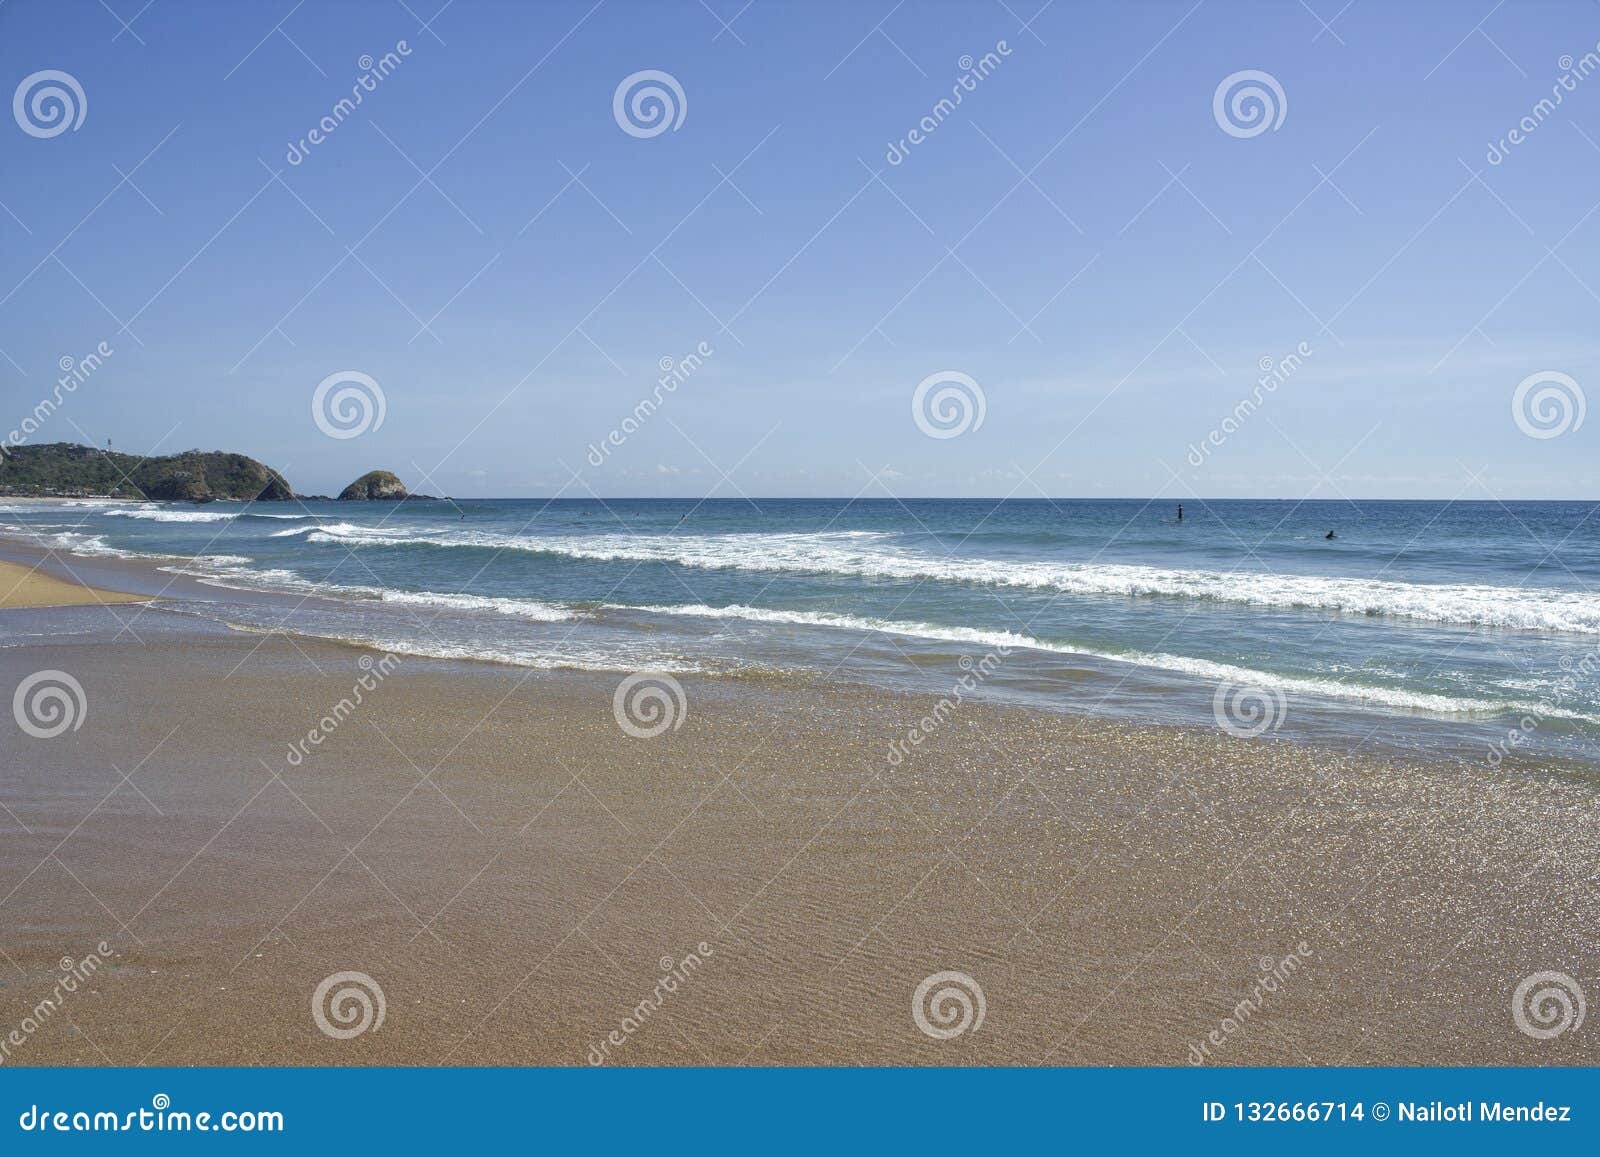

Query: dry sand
0;559;149;610
0;619;1595;1067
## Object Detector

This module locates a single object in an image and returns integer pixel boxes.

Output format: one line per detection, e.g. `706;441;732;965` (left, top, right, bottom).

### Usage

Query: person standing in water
1176;504;1183;522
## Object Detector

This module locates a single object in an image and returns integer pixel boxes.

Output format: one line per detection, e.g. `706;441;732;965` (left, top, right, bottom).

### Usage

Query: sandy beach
0;559;150;610
1;562;1596;1066
12;13;1600;1147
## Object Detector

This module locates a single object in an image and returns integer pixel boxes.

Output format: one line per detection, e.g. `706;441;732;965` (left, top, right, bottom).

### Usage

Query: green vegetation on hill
0;442;292;501
337;470;408;500
335;470;440;500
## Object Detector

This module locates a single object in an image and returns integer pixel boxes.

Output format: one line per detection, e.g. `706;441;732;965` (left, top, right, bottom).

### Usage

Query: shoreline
0;525;1595;779
0;494;137;503
0;558;151;610
0;606;1596;1064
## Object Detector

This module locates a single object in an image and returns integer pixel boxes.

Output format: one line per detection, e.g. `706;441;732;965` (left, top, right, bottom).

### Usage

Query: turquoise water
5;497;1598;764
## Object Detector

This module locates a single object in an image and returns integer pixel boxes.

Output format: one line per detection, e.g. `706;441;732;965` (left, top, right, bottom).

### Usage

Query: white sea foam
158;555;575;621
266;517;367;537
609;601;1043;650
101;507;238;523
1103;650;1594;720
11;528;239;564
92;505;314;524
24;530;139;558
377;589;574;621
207;620;695;674
603;601;1597;720
304;521;446;541
305;527;1600;635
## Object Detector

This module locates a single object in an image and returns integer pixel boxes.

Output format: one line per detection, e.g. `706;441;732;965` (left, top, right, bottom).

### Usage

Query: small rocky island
336;470;440;501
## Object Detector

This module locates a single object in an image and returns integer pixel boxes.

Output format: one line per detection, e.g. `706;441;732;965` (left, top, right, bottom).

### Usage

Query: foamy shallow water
6;496;1599;765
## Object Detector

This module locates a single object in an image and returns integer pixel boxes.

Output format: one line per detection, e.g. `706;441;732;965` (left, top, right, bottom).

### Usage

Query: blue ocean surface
4;497;1597;766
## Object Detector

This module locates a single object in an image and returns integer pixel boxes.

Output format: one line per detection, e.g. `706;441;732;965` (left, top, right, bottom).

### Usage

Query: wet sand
0;608;1596;1066
0;559;149;610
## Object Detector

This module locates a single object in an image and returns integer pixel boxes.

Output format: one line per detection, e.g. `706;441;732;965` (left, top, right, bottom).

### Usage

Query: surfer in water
1325;530;1336;540
1176;504;1183;523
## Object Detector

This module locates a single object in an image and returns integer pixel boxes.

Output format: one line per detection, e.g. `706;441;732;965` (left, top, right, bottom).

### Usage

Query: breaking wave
302;527;1600;634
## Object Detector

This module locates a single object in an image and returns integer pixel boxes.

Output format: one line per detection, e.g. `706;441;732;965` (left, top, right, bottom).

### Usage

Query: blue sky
1;0;1597;498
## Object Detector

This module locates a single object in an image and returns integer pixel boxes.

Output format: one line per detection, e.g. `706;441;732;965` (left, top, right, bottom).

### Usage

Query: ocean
4;496;1598;766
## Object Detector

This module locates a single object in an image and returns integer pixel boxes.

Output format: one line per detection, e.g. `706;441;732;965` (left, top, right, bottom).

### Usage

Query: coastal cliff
0;442;292;501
